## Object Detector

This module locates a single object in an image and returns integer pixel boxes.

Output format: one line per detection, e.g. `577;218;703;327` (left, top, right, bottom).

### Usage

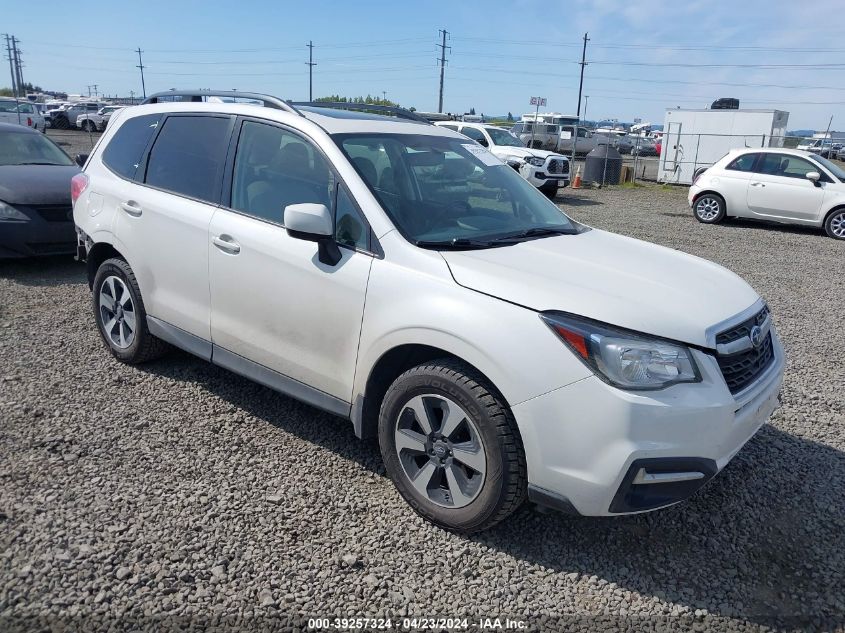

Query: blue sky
4;0;843;129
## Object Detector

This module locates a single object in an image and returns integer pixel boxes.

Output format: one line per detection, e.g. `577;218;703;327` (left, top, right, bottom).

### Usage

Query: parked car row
44;101;108;129
76;105;127;132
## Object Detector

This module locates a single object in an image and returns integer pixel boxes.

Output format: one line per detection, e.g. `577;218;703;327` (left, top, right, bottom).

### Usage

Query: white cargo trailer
657;109;789;185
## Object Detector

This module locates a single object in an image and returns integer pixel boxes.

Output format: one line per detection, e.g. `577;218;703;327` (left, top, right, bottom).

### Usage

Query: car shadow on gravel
136;352;844;625
720;218;828;239
0;256;85;287
557;194;602;207
476;423;845;625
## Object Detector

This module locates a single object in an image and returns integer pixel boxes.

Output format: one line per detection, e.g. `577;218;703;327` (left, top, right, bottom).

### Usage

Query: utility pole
3;34;18;99
576;32;589;119
129;90;135;105
136;48;146;98
306;41;316;101
87;84;98;97
584;95;589;122
382;90;387;103
12;36;24;97
437;28;450;113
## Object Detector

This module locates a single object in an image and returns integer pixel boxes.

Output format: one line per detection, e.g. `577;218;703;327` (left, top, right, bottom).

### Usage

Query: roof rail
140;90;303;116
290;101;431;125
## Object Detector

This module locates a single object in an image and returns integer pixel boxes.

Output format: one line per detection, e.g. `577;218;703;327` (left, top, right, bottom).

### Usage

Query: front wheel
378;360;527;533
539;182;559;198
824;208;845;240
92;258;169;363
693;193;726;224
81;120;96;132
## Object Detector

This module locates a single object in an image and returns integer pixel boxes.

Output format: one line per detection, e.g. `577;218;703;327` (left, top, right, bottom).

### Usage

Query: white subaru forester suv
72;92;784;533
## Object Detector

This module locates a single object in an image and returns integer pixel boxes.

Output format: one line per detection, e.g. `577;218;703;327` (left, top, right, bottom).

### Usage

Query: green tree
469;107;476;115
507;112;513;122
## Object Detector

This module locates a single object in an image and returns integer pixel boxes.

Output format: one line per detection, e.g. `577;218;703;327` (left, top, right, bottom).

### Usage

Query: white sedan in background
689;148;845;240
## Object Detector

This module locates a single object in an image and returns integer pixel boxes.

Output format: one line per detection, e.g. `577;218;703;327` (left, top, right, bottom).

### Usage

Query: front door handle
120;200;143;216
750;182;765;187
212;234;241;255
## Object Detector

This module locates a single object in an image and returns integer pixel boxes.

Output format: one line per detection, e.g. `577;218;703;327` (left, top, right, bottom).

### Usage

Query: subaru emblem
749;325;763;348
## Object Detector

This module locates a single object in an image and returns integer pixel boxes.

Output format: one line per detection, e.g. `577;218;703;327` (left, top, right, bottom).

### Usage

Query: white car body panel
440;229;759;347
208;208;372;401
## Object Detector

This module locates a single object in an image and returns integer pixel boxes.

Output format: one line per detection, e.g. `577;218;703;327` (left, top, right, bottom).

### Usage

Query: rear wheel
81;120;96;132
53;116;69;130
92;258;169;364
824;208;845;240
693;193;726;224
378;360;527;533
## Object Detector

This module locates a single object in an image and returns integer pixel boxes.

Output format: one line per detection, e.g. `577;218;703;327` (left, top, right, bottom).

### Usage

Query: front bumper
0;213;77;258
514;327;785;516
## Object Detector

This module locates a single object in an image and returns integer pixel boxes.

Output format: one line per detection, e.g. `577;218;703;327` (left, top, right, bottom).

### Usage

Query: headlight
526;156;545;166
541;312;701;390
0;201;29;222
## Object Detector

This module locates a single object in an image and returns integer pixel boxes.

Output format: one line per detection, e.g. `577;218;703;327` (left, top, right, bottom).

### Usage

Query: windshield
486;127;523;147
0;130;74;166
334;133;578;247
807;154;845;181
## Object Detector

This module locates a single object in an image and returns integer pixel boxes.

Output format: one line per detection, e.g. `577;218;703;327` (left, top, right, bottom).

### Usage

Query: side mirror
806;171;821;186
75;153;88;167
284;203;341;266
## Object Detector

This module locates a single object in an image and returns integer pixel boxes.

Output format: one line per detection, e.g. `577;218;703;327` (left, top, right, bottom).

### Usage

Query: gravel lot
1;184;843;632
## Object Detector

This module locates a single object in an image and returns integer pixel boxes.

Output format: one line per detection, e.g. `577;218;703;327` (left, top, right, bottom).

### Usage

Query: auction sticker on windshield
461;143;502;167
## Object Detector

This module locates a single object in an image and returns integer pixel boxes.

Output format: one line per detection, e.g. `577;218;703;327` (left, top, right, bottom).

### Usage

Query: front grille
546;159;569;175
33;204;73;223
716;305;769;345
717;332;774;394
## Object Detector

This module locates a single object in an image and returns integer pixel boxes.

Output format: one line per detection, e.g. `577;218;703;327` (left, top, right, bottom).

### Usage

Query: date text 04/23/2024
307;617;528;630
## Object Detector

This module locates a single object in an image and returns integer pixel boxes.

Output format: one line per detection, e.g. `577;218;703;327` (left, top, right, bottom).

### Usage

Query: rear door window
101;114;162;180
726;153;759;172
145;115;233;203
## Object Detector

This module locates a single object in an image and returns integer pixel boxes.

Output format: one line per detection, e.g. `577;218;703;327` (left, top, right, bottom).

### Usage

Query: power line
437;29;450;113
306;41;316;101
576;32;589;117
136;48;146;98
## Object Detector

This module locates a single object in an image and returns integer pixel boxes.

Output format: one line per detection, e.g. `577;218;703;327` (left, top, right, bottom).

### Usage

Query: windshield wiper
15;161;65;166
490;227;577;243
415;237;504;250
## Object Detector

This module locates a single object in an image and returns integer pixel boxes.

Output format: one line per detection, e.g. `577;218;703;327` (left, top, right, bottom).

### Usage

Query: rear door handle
212;234;241;255
750;182;765;187
120;200;143;216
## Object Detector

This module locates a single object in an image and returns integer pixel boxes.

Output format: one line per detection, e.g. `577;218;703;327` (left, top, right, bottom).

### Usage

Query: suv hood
493;147;567;161
440;229;759;348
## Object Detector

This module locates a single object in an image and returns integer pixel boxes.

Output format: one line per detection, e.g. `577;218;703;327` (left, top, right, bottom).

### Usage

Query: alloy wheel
695;196;721;221
830;211;845;239
99;276;136;349
393;394;486;508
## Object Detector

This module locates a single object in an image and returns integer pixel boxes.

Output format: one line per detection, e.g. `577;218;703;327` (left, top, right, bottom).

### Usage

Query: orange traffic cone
572;166;582;189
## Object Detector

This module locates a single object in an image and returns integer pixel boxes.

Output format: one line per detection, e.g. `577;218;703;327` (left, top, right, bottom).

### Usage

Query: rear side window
102;114;161;180
726;153;758;172
460;127;488;145
145;115;232;202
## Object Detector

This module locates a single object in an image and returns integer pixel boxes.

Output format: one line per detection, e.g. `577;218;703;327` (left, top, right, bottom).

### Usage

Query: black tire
539;182;558;198
530;141;543;149
53;116;69;130
692;192;726;224
824;208;845;240
378;359;527;533
92;257;169;364
82;120;96;132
